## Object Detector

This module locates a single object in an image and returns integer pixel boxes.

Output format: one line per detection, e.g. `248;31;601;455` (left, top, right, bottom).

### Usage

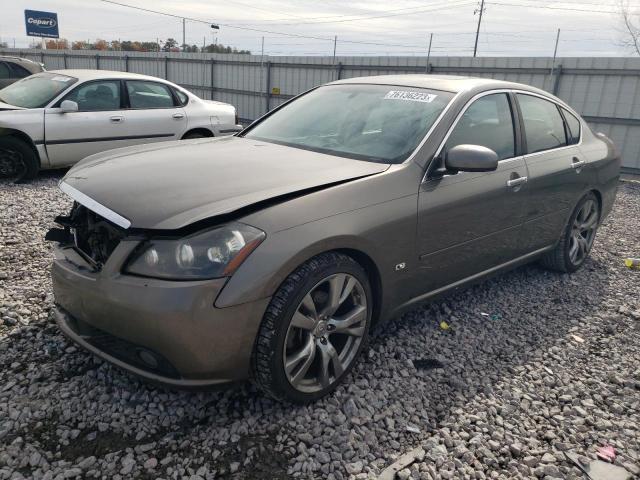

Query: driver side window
63;81;121;112
445;93;516;161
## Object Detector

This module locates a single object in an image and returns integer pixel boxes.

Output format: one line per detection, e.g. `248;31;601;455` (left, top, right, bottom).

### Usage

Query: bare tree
619;0;640;55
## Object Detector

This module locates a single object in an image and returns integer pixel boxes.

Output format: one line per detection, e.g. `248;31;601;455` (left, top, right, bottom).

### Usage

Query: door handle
172;113;185;119
571;157;586;169
506;176;528;188
110;116;124;123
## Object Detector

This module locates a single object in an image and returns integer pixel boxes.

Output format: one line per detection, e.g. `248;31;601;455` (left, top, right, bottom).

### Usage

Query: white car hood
0;101;26;111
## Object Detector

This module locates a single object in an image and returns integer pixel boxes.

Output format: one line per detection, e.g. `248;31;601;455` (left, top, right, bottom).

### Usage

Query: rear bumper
51;242;270;387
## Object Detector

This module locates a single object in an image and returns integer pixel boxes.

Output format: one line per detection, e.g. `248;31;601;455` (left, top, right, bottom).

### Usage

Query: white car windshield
0;72;77;108
243;84;454;163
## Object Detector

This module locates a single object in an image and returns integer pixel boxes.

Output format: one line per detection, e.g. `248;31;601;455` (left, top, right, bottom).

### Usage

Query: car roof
330;74;546;95
47;69;169;83
0;56;43;71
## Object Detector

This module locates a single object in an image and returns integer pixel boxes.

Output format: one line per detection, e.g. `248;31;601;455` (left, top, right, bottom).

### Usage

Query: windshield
0;73;77;108
244;84;454;163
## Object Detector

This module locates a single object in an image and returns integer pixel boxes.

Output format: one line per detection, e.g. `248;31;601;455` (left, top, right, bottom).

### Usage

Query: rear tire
251;252;372;404
540;192;600;273
0;137;39;182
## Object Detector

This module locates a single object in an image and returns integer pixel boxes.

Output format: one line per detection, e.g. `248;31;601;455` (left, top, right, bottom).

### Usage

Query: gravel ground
1;172;639;480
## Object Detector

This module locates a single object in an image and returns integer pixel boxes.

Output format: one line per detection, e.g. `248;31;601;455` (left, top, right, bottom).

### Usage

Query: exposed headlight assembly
125;222;265;280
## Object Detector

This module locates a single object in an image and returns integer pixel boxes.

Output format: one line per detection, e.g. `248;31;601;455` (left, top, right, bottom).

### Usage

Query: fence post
211;58;216;100
265;61;271;114
63;52;67;69
125;55;129;72
164;56;169;80
96;54;100;70
552;64;563;95
337;61;343;80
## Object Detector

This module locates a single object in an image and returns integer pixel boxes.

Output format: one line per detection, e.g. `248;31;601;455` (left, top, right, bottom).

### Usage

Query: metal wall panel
1;48;639;170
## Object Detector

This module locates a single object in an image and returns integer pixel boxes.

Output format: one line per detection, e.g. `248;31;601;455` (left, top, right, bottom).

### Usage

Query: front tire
0;137;39;182
540;192;600;273
251;252;372;403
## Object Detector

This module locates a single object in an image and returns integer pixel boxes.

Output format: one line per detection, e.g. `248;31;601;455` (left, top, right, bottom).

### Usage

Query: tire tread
251;252;364;403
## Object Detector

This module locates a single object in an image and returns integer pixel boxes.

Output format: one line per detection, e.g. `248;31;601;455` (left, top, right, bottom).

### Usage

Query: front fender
215;192;417;310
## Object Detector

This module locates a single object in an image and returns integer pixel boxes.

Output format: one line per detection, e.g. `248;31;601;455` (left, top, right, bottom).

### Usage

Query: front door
415;92;529;295
45;79;128;166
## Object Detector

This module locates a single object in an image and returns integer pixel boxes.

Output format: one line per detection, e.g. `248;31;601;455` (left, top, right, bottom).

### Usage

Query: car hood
0;101;26;111
61;136;390;230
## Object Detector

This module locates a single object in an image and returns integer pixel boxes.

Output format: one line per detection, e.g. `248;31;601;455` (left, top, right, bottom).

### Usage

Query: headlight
125;222;265;280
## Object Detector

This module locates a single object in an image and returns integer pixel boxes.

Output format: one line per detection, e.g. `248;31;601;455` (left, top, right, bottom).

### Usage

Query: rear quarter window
562;108;581;145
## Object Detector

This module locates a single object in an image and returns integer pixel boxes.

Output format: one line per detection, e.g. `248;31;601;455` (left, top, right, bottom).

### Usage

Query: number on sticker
383;90;437;103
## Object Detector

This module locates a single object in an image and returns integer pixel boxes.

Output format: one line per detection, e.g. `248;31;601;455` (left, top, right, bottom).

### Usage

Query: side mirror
445;144;499;173
60;100;79;113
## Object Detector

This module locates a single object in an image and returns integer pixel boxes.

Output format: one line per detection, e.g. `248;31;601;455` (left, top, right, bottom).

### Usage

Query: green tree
162;38;178;52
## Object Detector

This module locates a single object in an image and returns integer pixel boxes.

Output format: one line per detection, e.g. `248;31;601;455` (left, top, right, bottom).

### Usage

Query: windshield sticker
383;90;437;103
51;76;72;82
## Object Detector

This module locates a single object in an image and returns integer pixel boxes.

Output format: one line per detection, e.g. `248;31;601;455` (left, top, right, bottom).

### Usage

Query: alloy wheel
568;199;598;265
0;148;26;180
283;273;368;393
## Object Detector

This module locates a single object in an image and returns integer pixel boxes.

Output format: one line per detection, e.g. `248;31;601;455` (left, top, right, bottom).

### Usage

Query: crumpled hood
62;136;390;230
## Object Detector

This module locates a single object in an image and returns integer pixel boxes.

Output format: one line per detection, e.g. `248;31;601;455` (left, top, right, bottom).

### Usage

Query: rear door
415;92;529;295
121;79;186;140
515;93;588;252
45;79;129;166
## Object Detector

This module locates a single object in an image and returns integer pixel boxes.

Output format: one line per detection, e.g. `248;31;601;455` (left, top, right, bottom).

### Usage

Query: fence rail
2;48;639;172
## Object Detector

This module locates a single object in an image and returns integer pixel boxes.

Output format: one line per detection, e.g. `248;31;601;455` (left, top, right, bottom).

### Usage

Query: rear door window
445;93;516;161
517;94;567;153
126;81;175;109
9;63;31;78
0;62;11;79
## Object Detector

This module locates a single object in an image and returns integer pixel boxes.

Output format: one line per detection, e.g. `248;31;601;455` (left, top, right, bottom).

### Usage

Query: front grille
65;312;181;379
61;203;126;267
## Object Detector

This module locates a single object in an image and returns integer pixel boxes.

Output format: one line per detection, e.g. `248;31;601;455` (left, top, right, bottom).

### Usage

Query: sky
1;0;639;57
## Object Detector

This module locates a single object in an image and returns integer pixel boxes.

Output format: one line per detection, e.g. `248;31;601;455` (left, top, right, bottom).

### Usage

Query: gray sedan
48;75;620;403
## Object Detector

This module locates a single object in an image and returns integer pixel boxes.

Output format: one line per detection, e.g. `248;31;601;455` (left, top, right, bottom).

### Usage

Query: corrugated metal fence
2;48;640;172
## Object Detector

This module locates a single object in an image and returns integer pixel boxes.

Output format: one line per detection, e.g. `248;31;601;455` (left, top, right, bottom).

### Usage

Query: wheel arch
181;127;214;139
588;188;603;219
0;128;41;168
333;248;383;327
216;235;386;325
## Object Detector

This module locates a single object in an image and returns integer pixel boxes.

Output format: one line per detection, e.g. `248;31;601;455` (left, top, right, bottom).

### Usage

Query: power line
232;1;476;26
100;0;475;48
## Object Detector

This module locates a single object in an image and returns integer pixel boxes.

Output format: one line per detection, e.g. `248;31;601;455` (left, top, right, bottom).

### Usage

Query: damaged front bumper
50;239;270;388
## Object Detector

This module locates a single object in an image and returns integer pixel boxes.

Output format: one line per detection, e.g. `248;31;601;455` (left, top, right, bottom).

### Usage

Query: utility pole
182;17;186;52
260;36;265;101
332;35;337;63
425;33;433;73
473;0;485;58
549;28;561;91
